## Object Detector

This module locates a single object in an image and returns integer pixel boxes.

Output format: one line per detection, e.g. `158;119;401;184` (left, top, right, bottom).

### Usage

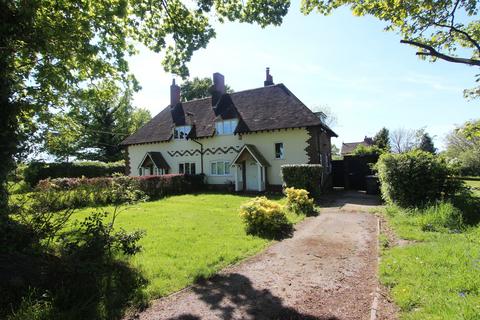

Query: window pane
275;143;284;159
179;163;184;174
216;122;223;135
224;162;230;175
217;162;224;175
224;121;231;134
190;163;196;175
211;162;217;175
231;119;238;131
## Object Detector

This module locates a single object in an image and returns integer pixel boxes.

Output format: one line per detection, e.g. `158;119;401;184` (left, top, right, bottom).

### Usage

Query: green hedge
34;174;205;211
376;150;454;207
24;161;125;187
281;164;323;199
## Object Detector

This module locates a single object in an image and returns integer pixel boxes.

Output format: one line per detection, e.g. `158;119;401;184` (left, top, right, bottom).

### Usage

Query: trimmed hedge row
35;174;206;210
376;150;457;207
281;164;323;199
24;161;126;187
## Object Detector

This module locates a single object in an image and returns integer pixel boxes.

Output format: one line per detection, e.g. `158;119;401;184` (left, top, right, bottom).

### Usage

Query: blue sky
127;4;479;150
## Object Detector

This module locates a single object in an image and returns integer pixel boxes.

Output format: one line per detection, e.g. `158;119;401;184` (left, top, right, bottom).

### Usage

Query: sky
127;3;479;150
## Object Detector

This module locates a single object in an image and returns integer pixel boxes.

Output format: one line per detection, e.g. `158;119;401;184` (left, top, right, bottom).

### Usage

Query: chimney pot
170;79;181;106
264;67;274;86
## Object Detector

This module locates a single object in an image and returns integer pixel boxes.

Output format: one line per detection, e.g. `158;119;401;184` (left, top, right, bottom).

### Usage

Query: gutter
191;138;204;174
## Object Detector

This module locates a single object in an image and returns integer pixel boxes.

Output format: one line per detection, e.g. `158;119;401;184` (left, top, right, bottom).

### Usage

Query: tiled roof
231;144;270;167
341;139;374;155
121;84;337;146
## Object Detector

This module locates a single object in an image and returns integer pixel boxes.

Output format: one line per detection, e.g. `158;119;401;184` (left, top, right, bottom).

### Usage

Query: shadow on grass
169;273;338;320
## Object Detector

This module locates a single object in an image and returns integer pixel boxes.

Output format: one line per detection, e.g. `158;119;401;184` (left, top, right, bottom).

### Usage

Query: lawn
464;179;480;197
75;193;303;299
379;205;480;319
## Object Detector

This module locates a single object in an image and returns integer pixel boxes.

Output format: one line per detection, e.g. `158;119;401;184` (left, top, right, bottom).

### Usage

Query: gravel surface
132;192;382;320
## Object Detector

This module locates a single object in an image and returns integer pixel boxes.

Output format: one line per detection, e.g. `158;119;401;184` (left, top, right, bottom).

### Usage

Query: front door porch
231;144;269;192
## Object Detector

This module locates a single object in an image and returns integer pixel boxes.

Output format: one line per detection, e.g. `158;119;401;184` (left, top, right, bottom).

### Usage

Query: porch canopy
230;144;269;192
138;151;170;176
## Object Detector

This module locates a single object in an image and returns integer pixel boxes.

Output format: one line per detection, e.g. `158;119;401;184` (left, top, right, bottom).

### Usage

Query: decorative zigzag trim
167;146;242;157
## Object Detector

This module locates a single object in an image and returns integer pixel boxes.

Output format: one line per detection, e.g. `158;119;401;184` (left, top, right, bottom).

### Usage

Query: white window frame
215;119;238;135
174;125;191;140
210;161;231;176
274;142;285;160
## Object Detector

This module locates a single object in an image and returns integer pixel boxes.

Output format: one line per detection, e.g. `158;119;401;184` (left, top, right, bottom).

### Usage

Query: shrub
284;187;317;216
281;164;323;199
417;202;464;233
352;144;383;157
239;197;292;239
24;161;125;187
33;174;205;210
376;150;454;207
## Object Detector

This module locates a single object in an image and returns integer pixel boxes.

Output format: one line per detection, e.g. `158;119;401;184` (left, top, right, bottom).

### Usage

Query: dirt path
135;192;381;320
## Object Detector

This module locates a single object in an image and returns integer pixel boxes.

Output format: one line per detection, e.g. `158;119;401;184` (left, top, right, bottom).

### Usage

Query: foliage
301;0;480;98
446;119;480;176
44;81;151;162
181;77;234;101
417;202;464;233
373;127;391;152
23;161;125;187
30;174;205;211
352;144;383;157
281;164;323;199
284;187;317;216
0;0;290;212
2;180;146;320
376;150;454;207
379;205;480;319
416;128;436;154
239;197;293;239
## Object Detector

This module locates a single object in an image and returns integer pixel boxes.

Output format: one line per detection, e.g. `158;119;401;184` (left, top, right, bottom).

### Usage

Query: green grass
75;193;304;299
380;205;480;319
464;180;480;197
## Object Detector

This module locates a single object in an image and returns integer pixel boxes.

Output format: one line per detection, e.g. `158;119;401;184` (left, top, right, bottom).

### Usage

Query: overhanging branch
400;39;480;67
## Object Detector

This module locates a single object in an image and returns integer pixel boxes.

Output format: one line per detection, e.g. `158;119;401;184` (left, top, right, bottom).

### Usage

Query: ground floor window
179;162;196;174
210;161;231;176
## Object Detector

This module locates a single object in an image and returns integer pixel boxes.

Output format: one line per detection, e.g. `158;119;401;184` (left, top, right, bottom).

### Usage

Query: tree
311;105;338;127
373;127;391;152
445;119;480;175
0;1;290;210
181;77;234;101
301;0;480;98
390;128;417;153
45;81;151;162
417;131;436;154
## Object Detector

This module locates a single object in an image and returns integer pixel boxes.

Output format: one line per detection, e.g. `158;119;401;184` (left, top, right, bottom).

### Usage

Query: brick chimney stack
264;67;274;86
170;79;181;107
210;72;225;106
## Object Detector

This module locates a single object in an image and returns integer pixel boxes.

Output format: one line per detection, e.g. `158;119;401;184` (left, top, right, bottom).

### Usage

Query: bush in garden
281;164;323;199
417;202;464;233
24;161;125;187
239;197;292;239
284;187;317;216
376;150;455;208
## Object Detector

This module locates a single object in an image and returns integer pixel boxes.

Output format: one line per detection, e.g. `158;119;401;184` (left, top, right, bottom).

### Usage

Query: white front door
246;160;258;191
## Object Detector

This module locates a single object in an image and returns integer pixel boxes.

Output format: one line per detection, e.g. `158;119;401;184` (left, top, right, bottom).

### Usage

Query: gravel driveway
134;192;380;320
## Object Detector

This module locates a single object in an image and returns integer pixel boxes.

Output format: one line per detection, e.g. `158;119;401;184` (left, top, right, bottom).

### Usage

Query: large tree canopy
0;0;290;210
301;0;480;98
181;77;234;101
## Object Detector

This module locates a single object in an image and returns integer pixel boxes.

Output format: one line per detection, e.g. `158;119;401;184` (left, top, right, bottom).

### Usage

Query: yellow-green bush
239;197;292;239
284;187;317;216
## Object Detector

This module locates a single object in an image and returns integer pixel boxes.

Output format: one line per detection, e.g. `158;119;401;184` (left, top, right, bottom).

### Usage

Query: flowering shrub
239;197;292;239
284;187;317;216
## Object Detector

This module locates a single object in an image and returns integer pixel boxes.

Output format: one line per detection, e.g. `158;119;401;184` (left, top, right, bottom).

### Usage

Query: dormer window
215;119;238;135
174;125;191;140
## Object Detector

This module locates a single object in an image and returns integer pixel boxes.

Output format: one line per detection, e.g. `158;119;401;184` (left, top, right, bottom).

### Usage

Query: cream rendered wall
127;128;310;186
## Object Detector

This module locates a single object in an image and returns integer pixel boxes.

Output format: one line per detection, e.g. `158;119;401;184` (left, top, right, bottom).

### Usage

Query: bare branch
401;39;480;67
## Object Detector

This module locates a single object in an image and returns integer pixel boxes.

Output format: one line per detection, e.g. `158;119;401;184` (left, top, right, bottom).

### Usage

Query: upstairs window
275;143;284;159
215;119;238;135
174;126;191;140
